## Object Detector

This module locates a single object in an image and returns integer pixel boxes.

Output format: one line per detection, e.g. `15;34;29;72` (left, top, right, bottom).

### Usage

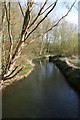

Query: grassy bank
49;56;80;93
2;54;48;89
2;59;35;89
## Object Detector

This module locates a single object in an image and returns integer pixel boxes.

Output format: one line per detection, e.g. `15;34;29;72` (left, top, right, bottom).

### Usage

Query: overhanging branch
4;66;19;78
32;0;77;39
40;2;55;15
25;0;58;40
4;67;23;80
45;0;77;33
18;2;24;17
24;0;77;43
28;0;48;29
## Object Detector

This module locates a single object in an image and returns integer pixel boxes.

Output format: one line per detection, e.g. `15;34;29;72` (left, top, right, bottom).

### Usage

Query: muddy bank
49;56;80;93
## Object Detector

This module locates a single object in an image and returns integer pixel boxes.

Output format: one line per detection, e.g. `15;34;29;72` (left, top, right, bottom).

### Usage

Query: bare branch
4;2;12;41
2;2;5;24
28;0;48;29
4;67;23;80
8;1;47;68
10;41;22;63
45;0;77;33
8;2;13;60
4;66;19;78
3;0;77;81
21;1;34;40
24;39;35;47
4;2;13;71
27;0;77;41
18;2;24;17
5;2;32;71
4;2;13;53
9;2;34;67
2;2;9;24
40;2;55;15
25;0;58;40
74;5;78;11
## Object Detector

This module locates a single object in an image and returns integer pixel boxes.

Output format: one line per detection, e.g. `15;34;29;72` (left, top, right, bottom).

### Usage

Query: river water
2;59;78;118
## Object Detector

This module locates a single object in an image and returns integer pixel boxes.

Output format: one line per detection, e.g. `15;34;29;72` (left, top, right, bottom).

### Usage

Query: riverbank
1;55;49;90
49;56;80;93
2;68;33;89
1;60;35;90
3;59;78;118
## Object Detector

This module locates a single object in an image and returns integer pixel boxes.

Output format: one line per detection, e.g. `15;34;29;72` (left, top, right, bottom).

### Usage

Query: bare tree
1;0;77;81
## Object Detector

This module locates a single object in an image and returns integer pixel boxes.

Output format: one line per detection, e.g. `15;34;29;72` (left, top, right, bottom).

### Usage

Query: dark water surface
3;60;78;118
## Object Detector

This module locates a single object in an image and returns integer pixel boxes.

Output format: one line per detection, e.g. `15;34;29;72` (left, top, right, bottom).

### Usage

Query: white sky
20;0;78;25
50;0;78;25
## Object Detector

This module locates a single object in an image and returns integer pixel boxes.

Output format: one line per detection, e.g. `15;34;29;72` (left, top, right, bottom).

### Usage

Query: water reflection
3;60;78;118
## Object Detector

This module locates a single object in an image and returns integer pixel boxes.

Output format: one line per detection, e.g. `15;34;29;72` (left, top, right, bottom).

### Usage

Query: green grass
18;60;33;76
20;64;33;76
59;57;65;61
16;56;33;78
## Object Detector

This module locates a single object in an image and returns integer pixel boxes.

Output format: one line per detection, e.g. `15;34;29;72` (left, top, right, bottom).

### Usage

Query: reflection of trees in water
39;60;54;79
38;60;61;81
39;60;42;68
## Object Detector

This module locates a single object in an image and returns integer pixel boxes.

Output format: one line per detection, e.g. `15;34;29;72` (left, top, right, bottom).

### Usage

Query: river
2;59;78;118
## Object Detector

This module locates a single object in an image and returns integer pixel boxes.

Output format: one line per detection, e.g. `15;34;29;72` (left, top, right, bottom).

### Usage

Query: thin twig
25;0;58;40
40;2;55;15
28;0;48;29
18;2;24;17
45;0;77;33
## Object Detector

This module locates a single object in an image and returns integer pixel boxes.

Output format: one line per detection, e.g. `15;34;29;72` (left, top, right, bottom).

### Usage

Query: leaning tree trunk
1;0;76;80
2;2;33;80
